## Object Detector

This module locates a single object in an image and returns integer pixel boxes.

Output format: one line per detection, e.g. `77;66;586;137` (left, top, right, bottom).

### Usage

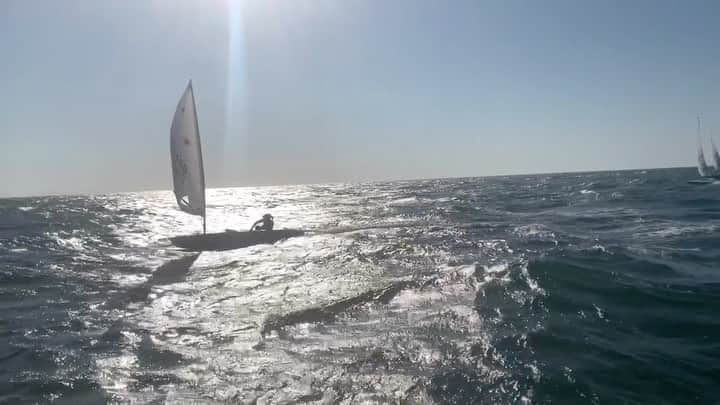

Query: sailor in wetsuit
250;213;274;231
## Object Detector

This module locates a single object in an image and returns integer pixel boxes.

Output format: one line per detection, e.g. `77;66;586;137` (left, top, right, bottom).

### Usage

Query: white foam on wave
389;288;445;308
388;264;478;309
385;263;485;337
386;196;419;206
642;224;718;238
521;263;545;295
512;224;556;242
46;232;86;252
474;263;512;287
593;304;606;321
579;189;600;199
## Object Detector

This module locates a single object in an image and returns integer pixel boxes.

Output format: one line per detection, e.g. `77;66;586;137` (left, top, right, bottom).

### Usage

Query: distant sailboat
168;80;304;250
692;116;720;183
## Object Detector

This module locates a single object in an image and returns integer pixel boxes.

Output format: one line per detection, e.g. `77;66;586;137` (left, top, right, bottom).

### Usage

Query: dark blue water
1;168;719;404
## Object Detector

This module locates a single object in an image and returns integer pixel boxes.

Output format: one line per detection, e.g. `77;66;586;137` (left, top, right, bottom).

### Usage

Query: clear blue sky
2;0;719;197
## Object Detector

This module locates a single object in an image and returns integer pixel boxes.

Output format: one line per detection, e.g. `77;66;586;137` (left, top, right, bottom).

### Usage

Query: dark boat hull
688;176;720;184
170;229;304;251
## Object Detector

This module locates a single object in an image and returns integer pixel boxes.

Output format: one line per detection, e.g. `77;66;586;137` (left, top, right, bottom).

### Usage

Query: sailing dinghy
690;116;720;184
168;80;303;251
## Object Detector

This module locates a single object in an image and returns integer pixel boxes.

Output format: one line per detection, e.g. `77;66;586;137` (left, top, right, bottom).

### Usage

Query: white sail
698;141;711;177
710;138;720;173
170;80;206;230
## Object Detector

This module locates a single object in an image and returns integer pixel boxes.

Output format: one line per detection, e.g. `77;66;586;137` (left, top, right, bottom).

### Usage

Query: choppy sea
2;167;720;404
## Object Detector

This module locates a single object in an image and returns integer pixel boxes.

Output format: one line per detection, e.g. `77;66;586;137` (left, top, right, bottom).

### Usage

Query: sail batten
170;81;206;230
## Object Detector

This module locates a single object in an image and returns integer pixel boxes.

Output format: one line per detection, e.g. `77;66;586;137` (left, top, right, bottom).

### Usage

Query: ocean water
1;167;719;404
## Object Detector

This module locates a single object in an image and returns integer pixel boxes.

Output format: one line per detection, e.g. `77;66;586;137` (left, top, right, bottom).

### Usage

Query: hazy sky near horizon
2;0;720;197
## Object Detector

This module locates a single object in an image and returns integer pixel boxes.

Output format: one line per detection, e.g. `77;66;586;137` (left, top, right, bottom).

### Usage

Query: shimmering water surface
2;168;720;404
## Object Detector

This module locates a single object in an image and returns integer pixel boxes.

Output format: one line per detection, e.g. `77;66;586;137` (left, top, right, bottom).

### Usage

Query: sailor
250;214;274;231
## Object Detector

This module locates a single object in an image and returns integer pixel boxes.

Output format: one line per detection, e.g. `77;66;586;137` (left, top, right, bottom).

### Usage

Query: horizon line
0;165;695;200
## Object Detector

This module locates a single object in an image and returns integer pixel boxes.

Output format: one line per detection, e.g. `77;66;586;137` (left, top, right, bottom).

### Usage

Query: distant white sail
696;116;713;177
698;141;712;177
170;80;206;228
710;138;720;172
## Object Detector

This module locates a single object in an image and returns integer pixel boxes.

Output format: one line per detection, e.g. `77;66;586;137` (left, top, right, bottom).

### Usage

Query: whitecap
386;196;419;206
642;224;717;238
512;224;556;241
